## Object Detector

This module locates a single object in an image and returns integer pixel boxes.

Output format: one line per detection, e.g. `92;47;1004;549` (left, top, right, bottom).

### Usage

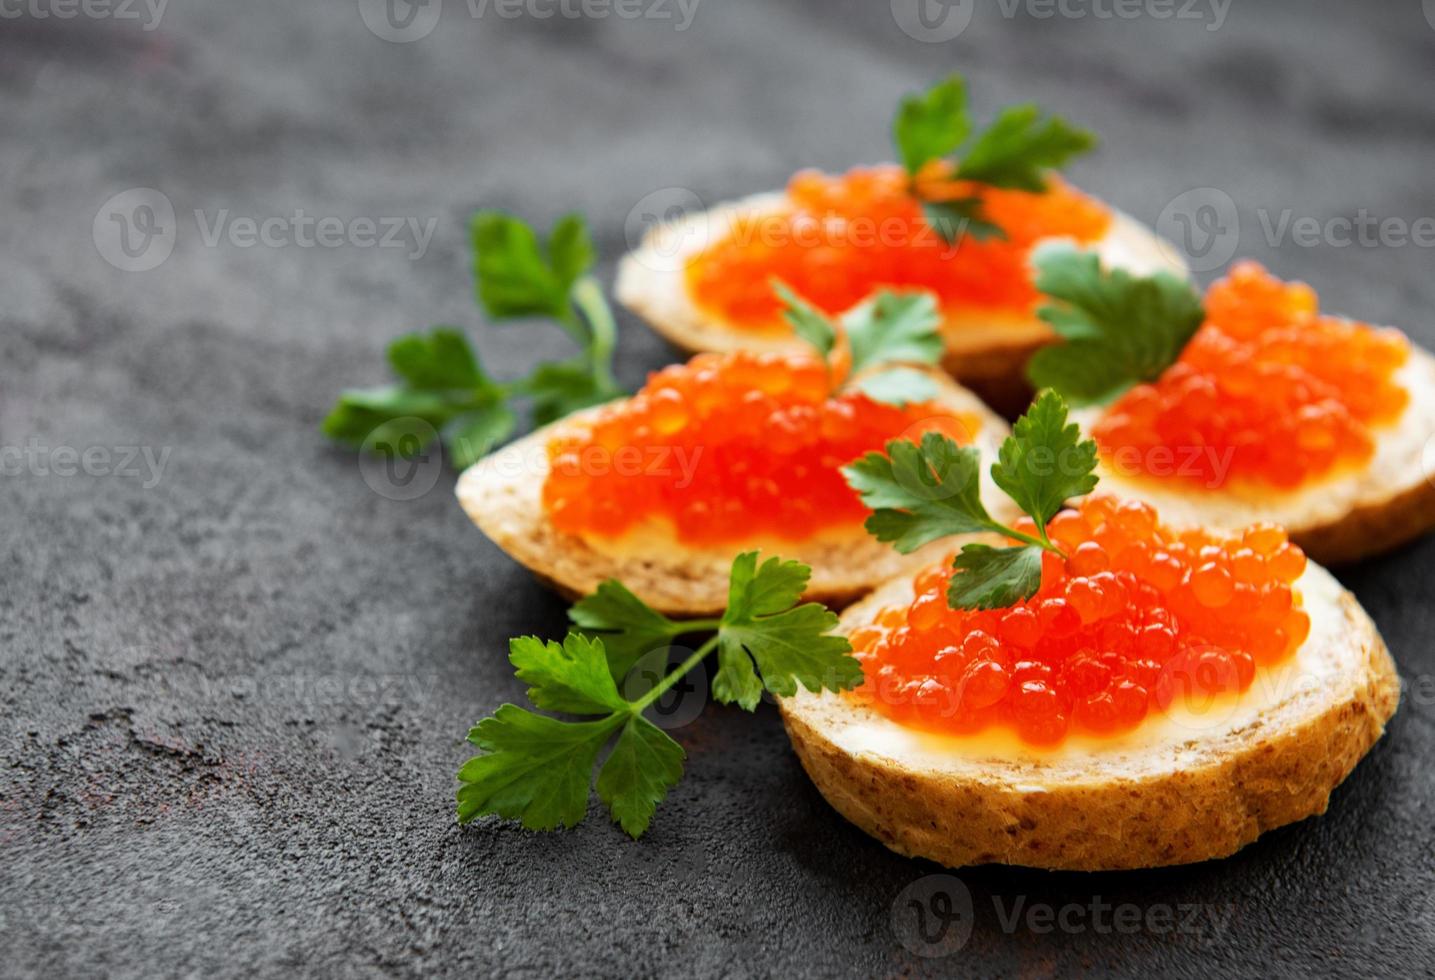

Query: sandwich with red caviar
1026;245;1435;563
617;75;1185;409
456;287;1012;615
778;391;1399;871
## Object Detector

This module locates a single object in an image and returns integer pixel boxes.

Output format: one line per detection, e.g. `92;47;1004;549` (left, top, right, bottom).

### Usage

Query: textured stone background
3;0;1434;976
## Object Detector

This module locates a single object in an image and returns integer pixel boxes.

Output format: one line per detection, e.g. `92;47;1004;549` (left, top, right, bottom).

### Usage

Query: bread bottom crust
779;577;1400;871
1292;473;1435;565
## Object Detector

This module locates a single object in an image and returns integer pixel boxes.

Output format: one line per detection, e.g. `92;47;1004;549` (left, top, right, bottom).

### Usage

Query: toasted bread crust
1072;346;1435;566
1287;471;1435;566
454;368;1011;616
778;565;1399;871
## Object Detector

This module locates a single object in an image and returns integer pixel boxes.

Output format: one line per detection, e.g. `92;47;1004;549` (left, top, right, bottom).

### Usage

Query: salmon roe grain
683;164;1112;331
847;494;1311;747
541;350;979;546
1095;262;1410;490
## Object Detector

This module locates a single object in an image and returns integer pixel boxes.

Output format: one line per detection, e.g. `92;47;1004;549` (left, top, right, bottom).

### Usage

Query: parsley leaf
568;579;689;683
894;74;971;176
851;367;942;407
509;634;628;715
471;211;593;325
447;403;520;469
991;389;1099;530
779;285;944;407
891;76;1096;244
846;391;1101;611
844;432;998;553
719;603;859;701
844;291;945;375
715;553;860;703
595;716;685;838
947;544;1046;610
325;212;624;469
922;199;1005;243
522;360;616;427
954;105;1098;193
388;328;485;390
773;280;837;357
457;706;621;829
322;327;516;466
1026;244;1205;406
460;553;857;837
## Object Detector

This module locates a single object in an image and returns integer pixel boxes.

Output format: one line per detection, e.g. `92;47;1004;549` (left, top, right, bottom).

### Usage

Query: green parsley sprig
1025;243;1205;406
456;552;861;838
774;282;946;406
322;212;625;469
843;390;1098;610
892;75;1098;244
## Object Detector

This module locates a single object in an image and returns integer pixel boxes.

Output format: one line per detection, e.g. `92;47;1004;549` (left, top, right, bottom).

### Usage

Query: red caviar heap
542;350;975;546
849;494;1311;746
1095;262;1410;490
684;165;1111;329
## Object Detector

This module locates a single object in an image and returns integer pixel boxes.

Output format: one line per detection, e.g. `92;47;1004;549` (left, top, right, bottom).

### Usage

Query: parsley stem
571;276;619;394
631;633;721;714
997;523;1067;560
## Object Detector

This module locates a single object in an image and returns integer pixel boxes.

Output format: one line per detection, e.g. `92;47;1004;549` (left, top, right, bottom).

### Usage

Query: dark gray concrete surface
3;0;1435;976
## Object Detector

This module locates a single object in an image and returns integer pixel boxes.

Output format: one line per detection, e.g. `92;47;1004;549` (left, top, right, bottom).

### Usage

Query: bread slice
778;560;1399;871
615;187;1186;412
454;368;1012;616
1071;345;1435;565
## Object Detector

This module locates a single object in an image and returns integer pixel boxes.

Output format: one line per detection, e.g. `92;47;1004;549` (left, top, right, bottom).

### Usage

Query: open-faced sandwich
779;392;1400;870
617;75;1185;410
456;290;1012;615
1022;245;1435;564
